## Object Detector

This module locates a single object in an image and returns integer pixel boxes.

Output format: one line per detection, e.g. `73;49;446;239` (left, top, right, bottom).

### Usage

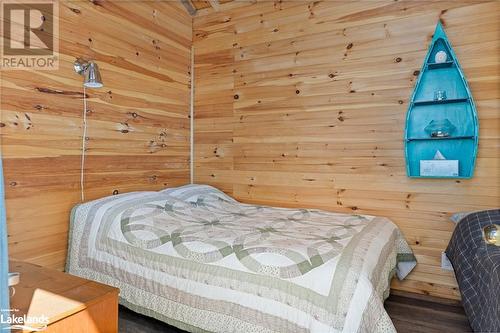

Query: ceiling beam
207;0;220;11
180;0;197;16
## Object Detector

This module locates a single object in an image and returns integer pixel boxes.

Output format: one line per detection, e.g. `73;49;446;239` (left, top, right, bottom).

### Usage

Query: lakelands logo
1;0;59;70
1;309;49;331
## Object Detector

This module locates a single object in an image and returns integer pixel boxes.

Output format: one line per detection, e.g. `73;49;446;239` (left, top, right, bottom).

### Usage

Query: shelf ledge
427;61;454;69
408;175;472;179
406;135;476;142
413;98;468;106
406;136;475;142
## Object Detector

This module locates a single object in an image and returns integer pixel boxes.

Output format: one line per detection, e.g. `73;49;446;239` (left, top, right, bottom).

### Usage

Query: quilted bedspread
67;184;416;333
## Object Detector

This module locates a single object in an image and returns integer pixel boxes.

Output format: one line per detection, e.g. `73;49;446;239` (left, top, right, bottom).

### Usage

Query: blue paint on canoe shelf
404;22;479;179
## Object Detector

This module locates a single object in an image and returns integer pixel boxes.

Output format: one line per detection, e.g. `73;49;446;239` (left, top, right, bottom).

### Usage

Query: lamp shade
83;62;103;88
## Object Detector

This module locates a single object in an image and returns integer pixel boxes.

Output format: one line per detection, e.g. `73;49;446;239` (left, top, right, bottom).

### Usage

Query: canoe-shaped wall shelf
405;22;479;179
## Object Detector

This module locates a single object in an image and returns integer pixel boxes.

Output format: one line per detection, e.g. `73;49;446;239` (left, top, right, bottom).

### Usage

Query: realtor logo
1;0;59;70
1;308;49;331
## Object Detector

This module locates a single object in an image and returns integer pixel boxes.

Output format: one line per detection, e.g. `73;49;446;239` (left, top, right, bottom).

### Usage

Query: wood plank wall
0;1;192;269
193;0;500;299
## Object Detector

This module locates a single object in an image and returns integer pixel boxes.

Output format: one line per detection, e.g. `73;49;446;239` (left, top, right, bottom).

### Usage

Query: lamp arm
74;59;90;75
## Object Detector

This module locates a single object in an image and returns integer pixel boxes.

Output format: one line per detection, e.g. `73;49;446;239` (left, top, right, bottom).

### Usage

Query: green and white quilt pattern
67;184;416;333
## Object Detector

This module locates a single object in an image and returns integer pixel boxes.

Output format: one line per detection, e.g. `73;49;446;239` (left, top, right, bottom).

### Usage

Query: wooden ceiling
181;0;234;15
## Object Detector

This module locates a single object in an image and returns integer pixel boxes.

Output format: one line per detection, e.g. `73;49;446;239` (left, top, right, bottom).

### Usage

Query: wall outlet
441;252;454;271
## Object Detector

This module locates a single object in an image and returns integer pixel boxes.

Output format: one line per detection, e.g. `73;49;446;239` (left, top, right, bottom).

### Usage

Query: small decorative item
420;150;459;177
434;50;448;63
424;119;456;137
483;224;499;246
8;272;20;296
433;90;447;101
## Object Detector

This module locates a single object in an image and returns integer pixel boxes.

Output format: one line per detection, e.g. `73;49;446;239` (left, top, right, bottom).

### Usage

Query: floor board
385;294;472;333
119;306;183;333
118;294;472;333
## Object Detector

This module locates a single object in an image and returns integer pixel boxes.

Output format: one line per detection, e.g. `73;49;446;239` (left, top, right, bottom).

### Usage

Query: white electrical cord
80;85;87;202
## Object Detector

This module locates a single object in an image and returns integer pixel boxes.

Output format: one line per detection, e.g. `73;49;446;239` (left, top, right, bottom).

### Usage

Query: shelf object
404;22;479;179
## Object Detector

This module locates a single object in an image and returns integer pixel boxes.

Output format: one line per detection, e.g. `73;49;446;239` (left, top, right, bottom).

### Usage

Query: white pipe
190;45;194;184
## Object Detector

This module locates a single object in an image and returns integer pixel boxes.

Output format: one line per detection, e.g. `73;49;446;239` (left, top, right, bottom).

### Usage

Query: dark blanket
446;209;500;333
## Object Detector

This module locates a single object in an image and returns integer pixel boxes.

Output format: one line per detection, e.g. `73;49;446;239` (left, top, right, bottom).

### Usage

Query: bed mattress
67;184;416;333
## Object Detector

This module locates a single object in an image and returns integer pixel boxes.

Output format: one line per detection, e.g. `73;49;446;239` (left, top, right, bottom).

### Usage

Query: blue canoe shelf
405;22;479;179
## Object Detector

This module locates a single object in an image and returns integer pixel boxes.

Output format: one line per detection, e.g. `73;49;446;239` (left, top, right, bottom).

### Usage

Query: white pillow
161;184;235;203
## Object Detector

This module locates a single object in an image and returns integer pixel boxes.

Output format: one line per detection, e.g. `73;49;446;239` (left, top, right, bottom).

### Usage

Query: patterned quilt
446;209;500;333
66;184;416;333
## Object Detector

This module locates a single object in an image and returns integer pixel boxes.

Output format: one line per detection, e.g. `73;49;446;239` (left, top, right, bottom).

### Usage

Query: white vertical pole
190;46;194;184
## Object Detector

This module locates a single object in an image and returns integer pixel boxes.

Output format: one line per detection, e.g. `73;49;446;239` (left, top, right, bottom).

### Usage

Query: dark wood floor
119;306;184;333
119;293;472;333
385;293;472;333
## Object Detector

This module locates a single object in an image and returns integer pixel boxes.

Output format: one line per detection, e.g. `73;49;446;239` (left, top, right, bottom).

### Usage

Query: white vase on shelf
435;50;447;63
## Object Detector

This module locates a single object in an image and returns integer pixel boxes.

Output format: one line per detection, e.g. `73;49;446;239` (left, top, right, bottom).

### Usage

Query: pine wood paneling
0;1;192;269
194;0;500;299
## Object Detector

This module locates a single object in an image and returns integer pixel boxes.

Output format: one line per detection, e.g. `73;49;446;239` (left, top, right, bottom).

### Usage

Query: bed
446;209;500;333
66;184;416;333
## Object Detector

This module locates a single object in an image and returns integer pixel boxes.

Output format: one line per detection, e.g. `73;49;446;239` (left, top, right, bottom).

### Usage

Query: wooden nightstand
9;260;119;333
